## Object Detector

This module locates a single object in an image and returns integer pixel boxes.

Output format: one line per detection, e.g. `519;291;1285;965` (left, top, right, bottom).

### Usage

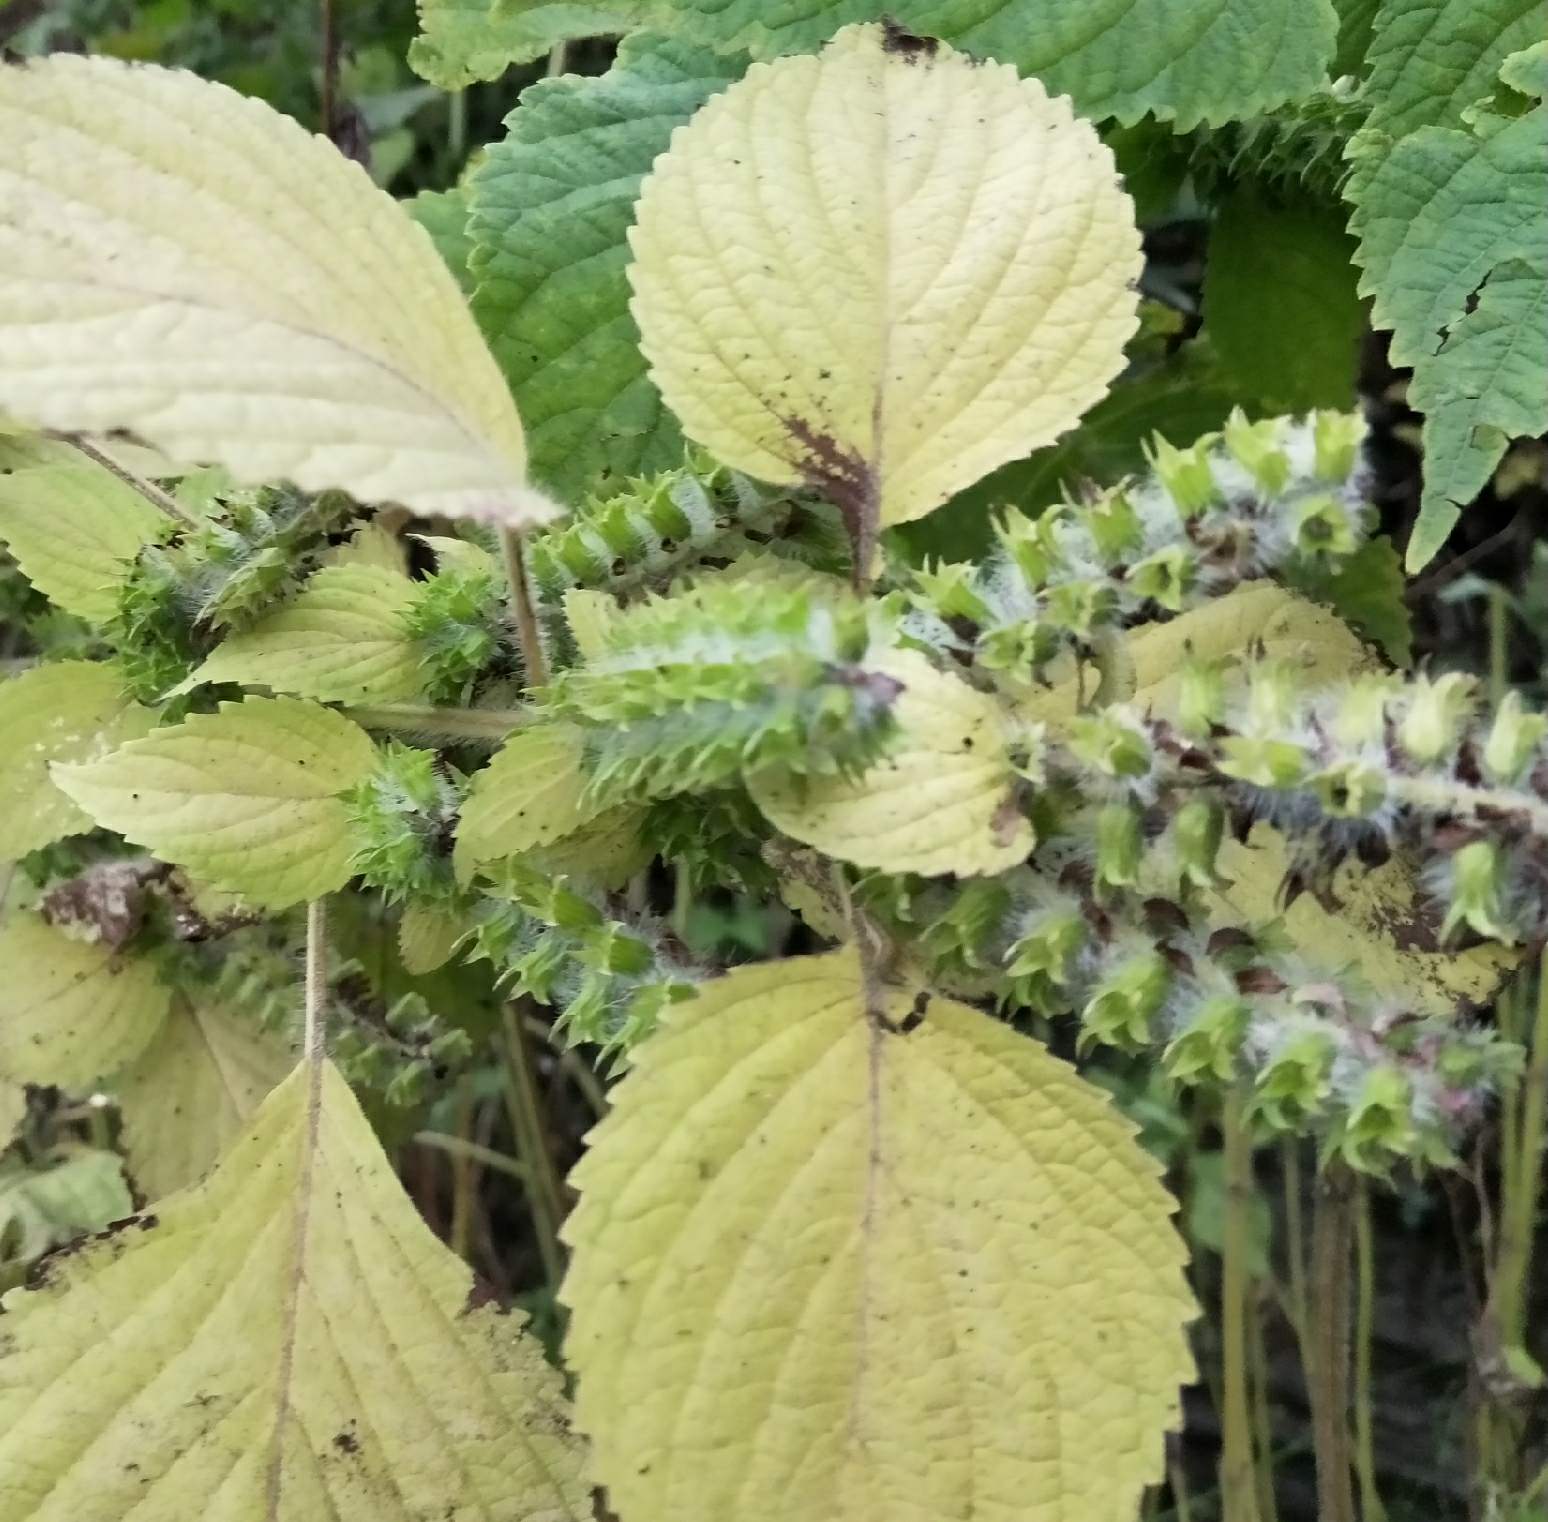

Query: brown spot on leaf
781;416;874;564
881;19;939;58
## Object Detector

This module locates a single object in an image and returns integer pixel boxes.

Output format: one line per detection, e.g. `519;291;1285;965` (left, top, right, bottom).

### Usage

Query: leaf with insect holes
0;662;158;857
52;697;377;911
0;57;551;526
627;24;1141;545
749;646;1033;877
0;910;172;1090
562;949;1196;1522
0;440;173;622
0;1059;591;1521
184;566;428;705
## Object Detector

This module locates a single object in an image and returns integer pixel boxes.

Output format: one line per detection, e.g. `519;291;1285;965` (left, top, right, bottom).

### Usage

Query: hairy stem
414;1128;531;1188
1353;1176;1385;1521
53;432;198;531
303;897;328;1063
1309;1163;1358;1522
1496;951;1548;1345
499;526;549;688
1220;1087;1262;1522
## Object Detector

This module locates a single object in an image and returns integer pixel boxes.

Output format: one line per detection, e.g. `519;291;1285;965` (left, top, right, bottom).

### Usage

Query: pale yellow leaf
628;23;1141;531
185;565;427;704
0;457;169;621
0;57;552;525
398;900;468;975
563;949;1195;1522
0;1059;591;1520
323;520;411;576
0;1082;23;1142
455;723;616;873
749;646;1032;876
0;911;171;1090
0;662;158;856
112;994;293;1198
53;696;377;910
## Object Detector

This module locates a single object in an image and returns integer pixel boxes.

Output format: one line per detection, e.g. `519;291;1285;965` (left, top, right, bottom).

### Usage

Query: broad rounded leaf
617;0;1338;128
628;24;1141;532
0;662;158;857
0;57;549;526
186;566;427;705
399;902;469;975
563;950;1196;1522
0;1059;590;1521
53;697;377;911
0;445;171;621
750;647;1032;877
112;995;293;1199
0;912;172;1089
456;723;614;871
468;32;744;501
1358;0;1545;139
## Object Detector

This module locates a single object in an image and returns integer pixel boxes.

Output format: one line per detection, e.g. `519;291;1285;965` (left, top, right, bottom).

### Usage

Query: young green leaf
0;57;550;526
0;1060;590;1520
0;662;158;857
748;647;1033;877
0;447;173;622
111;995;293;1199
563;949;1196;1522
469;33;744;501
0;1147;133;1293
53;698;377;910
616;0;1337;128
185;566;427;705
0;911;172;1089
409;0;626;87
1285;535;1414;666
455;722;614;872
628;23;1142;544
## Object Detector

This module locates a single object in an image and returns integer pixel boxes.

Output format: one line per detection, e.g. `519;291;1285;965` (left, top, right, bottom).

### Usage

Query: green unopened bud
977;619;1061;674
1084;489;1143;562
1128;545;1197;611
1172;797;1225;887
1289;492;1360;561
1312;761;1387;817
1095;801;1145;891
1163;995;1250;1084
1243;660;1300;733
1312;410;1366;481
995;508;1059;588
1332;675;1395;747
1251;1028;1336;1128
1399;671;1475;765
1081;952;1171;1052
588;924;656;975
384;1059;433;1110
1069;713;1153;779
1223;409;1290;493
1046;579;1120;638
1177;656;1227;738
1147;432;1220;517
1483;690;1547;783
1217;735;1311;789
1441;839;1516;944
912;561;993;624
1005;910;1087;988
1330;1066;1416;1171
